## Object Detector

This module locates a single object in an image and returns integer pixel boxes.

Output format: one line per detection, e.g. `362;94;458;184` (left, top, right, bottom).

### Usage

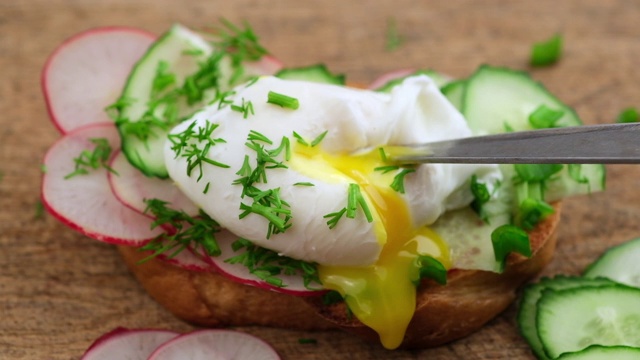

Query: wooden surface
1;0;639;359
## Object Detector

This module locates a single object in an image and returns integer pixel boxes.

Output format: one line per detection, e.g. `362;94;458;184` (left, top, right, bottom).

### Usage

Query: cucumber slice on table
275;64;345;85
517;276;615;360
374;69;450;92
556;345;640;360
440;79;465;111
584;237;640;287
536;284;640;359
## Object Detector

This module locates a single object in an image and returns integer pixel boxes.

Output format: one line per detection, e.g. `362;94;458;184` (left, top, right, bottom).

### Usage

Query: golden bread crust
119;203;560;348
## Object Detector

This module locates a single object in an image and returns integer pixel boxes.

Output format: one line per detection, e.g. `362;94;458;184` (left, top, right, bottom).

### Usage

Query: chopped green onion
517;197;555;230
617;107;639;123
530;33;563;67
470;175;491;221
294;182;315;186
267;91;299;110
491;224;531;272
378;147;388;162
390;168;416;194
528;104;564;129
414;255;447;285
514;163;563;182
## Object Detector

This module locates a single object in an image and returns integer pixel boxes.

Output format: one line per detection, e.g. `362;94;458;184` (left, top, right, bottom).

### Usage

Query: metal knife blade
385;123;640;164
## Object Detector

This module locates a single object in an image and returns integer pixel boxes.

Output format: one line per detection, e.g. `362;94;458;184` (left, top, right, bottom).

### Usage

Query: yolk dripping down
290;146;451;350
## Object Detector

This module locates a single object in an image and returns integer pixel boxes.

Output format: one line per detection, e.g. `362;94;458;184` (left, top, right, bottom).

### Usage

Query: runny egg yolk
290;145;451;350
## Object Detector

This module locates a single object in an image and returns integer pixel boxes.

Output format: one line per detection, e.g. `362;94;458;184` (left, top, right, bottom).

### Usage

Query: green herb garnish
390;168;416;194
617;107;639;123
385;17;403;52
491;224;532;272
346;183;373;222
414;255;447;285
230;98;255;119
64;138;117;179
292;131;327;147
142;199;222;261
323;208;347;229
470;175;491;221
168;121;230;181
267;91;299;110
528;104;564;129
225;238;321;289
530;33;563;67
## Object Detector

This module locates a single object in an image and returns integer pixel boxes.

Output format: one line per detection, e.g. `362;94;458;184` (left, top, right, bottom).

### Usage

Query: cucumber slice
536;284;640;359
584;237;640;287
116;24;214;178
517;276;615;360
440;79;465;111
463;65;581;134
116;24;269;178
463;65;605;202
275;64;345;85
556;345;640;360
374;69;450;92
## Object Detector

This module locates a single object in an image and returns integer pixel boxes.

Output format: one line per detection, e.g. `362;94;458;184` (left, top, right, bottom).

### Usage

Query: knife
385;122;640;165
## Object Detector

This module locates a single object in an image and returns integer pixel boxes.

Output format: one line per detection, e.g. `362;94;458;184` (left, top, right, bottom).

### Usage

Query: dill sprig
292;131;328;147
390;168;416;194
64;138;117;179
224;238;321;289
213;19;268;85
168;120;230;181
230;97;255;119
141;198;222;261
233;131;293;238
324;184;373;229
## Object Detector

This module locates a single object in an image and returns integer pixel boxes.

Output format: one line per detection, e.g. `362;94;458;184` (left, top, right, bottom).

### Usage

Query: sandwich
41;22;603;350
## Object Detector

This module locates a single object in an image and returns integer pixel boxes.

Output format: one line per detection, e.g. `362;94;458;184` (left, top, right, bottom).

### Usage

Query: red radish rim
41;26;155;134
82;327;179;354
148;329;280;360
199;237;327;297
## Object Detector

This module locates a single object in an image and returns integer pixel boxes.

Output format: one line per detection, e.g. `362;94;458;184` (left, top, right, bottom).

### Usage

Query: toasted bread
118;203;560;348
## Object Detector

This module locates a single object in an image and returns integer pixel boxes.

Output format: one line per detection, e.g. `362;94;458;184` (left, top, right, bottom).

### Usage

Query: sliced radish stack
108;151;199;216
42;27;155;134
81;327;179;360
42;123;163;244
148;329;280;360
147;243;214;272
205;230;325;296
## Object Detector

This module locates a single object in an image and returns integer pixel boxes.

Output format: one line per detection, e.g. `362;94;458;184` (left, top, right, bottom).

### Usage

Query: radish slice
108;151;199;216
81;327;179;360
148;244;213;272
368;68;416;90
244;54;284;76
42;123;163;244
205;230;325;296
148;329;280;360
42;27;155;134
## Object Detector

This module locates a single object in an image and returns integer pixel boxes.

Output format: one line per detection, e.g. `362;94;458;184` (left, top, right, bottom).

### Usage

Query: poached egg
165;75;501;348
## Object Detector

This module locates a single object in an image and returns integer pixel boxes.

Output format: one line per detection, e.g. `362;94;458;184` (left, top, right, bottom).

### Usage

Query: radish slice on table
244;54;284;76
148;329;280;360
368;68;416;90
81;327;179;360
42;123;163;245
42;27;155;134
108;151;199;216
205;230;325;296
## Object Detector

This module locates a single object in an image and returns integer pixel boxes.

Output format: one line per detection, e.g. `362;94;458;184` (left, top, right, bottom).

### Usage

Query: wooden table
2;0;639;358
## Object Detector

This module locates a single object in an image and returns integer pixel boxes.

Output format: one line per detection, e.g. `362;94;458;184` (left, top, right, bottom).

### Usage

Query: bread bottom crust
118;203;560;348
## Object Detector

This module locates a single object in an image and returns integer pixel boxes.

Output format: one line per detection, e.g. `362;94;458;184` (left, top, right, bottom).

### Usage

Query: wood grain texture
1;0;639;358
